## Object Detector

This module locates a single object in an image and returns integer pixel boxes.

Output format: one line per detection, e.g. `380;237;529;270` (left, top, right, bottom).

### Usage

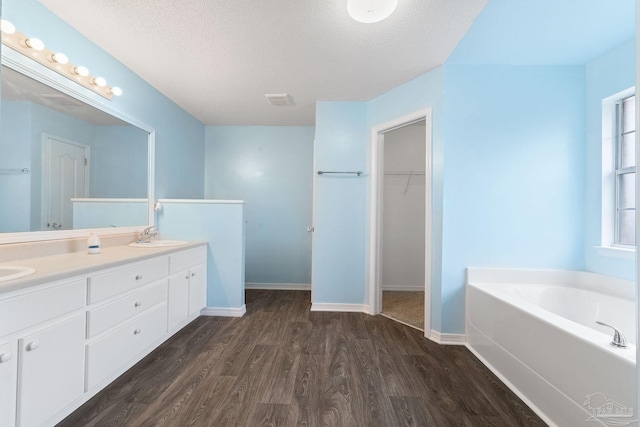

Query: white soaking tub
466;268;635;427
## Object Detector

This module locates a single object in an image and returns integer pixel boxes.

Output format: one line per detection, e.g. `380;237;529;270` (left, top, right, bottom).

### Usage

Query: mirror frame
0;47;155;244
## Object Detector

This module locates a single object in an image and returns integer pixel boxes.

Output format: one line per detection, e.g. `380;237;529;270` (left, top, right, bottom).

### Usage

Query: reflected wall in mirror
0;65;149;233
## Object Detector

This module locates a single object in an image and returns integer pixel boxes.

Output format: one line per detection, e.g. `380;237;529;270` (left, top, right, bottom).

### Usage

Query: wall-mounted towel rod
317;170;364;176
0;168;29;175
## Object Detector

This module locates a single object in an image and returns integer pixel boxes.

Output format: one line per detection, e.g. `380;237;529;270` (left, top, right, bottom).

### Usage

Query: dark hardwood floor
58;290;546;426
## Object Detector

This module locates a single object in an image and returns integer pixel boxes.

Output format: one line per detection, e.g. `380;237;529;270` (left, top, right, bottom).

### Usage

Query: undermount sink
0;266;36;282
128;240;189;248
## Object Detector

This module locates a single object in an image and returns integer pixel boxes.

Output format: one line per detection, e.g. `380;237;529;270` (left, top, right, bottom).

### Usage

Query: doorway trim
368;108;433;338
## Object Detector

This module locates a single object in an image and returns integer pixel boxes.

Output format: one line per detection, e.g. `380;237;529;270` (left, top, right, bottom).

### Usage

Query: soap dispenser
87;233;101;254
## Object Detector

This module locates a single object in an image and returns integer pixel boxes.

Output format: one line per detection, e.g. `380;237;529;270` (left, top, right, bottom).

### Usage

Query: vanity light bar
0;20;122;101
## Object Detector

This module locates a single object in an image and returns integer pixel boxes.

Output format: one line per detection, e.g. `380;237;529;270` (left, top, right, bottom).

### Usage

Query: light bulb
73;66;89;77
347;0;398;23
93;77;107;87
25;37;45;51
109;87;123;96
0;20;15;34
50;52;69;64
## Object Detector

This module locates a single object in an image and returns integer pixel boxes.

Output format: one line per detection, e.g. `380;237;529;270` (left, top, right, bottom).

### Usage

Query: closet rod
384;171;425;176
317;170;364;176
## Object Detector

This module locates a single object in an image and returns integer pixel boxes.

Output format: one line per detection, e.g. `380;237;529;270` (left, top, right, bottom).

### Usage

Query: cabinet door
17;314;85;427
188;264;207;315
168;273;189;330
0;341;17;427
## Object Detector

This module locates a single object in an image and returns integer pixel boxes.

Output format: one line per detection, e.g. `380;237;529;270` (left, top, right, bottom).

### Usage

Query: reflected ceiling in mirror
2;66;127;125
0;64;150;234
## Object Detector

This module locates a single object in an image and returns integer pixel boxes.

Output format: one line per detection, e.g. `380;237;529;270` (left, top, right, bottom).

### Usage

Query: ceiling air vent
265;93;291;106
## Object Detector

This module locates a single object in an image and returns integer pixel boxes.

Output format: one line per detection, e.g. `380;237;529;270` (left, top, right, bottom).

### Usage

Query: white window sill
595;245;636;260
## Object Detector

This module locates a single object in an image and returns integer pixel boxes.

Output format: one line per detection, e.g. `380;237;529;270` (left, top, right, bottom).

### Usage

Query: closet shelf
384;170;425;176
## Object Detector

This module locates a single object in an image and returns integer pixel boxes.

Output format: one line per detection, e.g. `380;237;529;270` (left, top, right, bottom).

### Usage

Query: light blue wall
585;39;637;279
318;64;586;334
204;126;314;285
157;201;246;310
73;200;147;229
448;0;635;65
0;101;30;232
91;125;148;198
367;67;445;328
312;102;368;304
442;65;586;332
3;0;205;200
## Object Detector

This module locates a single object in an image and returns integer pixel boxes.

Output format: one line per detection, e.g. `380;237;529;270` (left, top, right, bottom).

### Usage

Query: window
614;94;636;246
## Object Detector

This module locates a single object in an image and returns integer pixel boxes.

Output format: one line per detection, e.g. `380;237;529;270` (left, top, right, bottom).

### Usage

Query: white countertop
0;241;206;295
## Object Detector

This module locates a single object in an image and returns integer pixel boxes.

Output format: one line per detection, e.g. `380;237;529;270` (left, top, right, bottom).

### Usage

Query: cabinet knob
133;329;142;335
134;301;142;307
186;274;190;279
0;352;12;363
135;275;143;280
26;341;40;351
191;272;196;277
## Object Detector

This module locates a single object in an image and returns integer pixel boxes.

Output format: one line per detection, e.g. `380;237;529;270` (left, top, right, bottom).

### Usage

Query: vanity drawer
86;280;168;338
169;246;206;274
85;303;167;391
0;279;85;337
88;256;168;304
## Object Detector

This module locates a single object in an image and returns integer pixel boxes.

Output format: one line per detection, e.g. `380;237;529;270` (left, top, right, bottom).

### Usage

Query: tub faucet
595;321;628;348
137;226;157;243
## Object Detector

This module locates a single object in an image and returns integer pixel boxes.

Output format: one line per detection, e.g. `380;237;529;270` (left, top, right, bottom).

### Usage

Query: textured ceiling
38;0;488;125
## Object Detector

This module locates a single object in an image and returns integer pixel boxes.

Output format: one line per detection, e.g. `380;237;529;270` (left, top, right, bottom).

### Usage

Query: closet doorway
369;109;431;336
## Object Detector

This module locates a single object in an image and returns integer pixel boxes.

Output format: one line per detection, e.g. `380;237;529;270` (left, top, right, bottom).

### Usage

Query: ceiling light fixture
347;0;398;23
0;22;121;100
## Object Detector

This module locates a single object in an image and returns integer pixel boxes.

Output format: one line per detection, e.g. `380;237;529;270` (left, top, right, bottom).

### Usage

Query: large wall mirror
0;47;155;244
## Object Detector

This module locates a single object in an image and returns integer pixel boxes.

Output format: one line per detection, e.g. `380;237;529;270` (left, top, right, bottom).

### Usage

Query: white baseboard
381;286;425;291
201;305;246;317
245;282;311;291
311;303;370;313
428;330;466;345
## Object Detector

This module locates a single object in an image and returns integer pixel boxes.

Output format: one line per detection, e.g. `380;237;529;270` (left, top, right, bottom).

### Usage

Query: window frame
600;86;636;256
614;93;636;246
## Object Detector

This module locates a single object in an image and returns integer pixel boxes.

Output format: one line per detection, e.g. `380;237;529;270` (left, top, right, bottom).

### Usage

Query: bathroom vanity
0;242;207;427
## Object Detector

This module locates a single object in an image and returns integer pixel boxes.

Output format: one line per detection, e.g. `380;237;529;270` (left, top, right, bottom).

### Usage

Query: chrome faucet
596;321;628;348
137;226;158;243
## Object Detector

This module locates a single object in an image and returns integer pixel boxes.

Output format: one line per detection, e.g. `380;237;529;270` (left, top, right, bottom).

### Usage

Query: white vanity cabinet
0;277;86;427
0;341;17;427
167;246;207;330
0;243;208;427
17;314;85;427
85;257;169;391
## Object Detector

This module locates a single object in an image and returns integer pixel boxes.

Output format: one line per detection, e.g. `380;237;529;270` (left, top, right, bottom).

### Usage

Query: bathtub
466;268;636;427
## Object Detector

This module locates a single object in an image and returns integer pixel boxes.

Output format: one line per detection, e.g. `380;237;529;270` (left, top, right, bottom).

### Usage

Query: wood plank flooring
58;290;546;426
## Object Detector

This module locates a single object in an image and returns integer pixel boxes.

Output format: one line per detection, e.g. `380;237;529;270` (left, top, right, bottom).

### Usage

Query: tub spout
595;321;628;348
